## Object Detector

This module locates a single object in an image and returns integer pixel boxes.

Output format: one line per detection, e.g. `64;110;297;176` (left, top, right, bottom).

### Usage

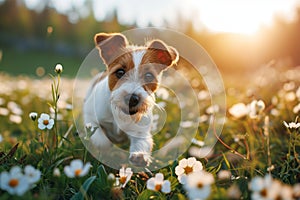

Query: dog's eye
144;72;154;82
115;69;125;79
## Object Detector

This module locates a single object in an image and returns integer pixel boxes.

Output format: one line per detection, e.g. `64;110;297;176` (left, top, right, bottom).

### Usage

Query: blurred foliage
1;0;300;77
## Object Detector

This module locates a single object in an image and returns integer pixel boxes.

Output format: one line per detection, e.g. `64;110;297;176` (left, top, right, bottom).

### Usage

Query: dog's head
94;33;179;122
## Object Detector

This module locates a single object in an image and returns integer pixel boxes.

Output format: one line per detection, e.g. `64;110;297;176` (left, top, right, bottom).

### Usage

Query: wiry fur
83;33;178;167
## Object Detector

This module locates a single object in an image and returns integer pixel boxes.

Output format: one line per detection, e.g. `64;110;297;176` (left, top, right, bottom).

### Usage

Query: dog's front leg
90;126;112;150
128;133;153;167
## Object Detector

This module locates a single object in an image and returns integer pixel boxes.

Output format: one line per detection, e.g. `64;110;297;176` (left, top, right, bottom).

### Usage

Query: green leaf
222;153;231;169
53;156;73;168
173;193;187;200
137;190;157;200
97;165;108;181
97;165;108;189
169;176;178;191
71;176;96;200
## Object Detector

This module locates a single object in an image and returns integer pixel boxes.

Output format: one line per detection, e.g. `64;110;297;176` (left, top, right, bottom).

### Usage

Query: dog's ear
147;40;179;70
94;33;127;65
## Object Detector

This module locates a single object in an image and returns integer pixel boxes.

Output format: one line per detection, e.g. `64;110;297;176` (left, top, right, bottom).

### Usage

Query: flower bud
55;64;63;74
29;112;38;121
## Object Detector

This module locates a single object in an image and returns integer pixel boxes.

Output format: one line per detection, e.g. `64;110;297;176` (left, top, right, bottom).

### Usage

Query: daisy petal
193;161;203;171
187;157;197;166
249;177;264;192
161;180;171;193
64;166;74;178
119;167;125;177
125;167;132;174
175;166;184;176
10;166;22;176
179;158;187;168
147;178;155;191
70;159;83;170
80;163;91;177
178;174;187;184
155;173;164;183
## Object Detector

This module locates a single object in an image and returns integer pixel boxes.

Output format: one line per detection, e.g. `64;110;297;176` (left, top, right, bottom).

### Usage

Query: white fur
83;51;155;166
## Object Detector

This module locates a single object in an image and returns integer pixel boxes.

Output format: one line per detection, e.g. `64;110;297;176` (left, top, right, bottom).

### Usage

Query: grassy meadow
0;60;299;200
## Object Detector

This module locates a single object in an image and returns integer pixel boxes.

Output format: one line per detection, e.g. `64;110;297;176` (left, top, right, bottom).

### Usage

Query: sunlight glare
192;0;298;35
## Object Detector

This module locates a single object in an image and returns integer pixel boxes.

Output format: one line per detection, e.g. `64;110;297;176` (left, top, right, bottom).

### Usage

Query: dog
83;33;179;167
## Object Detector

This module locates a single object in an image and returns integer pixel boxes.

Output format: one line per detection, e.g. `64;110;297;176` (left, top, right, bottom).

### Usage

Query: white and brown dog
83;33;178;167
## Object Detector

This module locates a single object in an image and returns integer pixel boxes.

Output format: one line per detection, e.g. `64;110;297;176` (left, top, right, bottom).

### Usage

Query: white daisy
118;167;133;188
289;122;300;129
249;175;281;200
0;133;3;143
228;103;249;119
24;165;41;184
64;159;91;178
38;113;54;130
0;166;30;196
175;157;203;184
249;99;265;119
146;173;171;194
183;170;214;200
283;121;300;129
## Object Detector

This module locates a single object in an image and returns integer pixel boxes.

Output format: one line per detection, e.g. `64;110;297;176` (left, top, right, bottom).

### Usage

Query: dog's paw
129;153;151;167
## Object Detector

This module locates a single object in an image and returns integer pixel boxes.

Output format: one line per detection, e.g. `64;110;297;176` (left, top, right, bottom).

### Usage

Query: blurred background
0;0;300;78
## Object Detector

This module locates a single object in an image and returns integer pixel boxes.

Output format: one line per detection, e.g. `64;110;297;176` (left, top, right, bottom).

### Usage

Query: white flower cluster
29;112;55;130
175;157;215;200
0;165;41;196
249;175;299;200
229;99;265;119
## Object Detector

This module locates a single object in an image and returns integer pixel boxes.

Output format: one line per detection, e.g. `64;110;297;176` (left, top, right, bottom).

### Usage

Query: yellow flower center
119;176;127;184
155;184;162;191
184;166;193;174
197;182;203;189
43;120;49;125
9;179;19;188
260;188;267;197
75;169;82;176
275;196;282;200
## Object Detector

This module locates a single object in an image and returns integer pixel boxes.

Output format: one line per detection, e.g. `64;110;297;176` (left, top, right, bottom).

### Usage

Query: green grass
0;48;82;78
0;63;299;200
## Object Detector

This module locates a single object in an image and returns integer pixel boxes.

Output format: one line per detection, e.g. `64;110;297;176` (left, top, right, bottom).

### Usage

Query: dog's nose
124;94;140;107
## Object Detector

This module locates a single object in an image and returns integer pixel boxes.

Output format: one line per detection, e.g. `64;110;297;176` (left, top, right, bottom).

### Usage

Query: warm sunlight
91;0;300;35
192;0;299;34
23;0;299;35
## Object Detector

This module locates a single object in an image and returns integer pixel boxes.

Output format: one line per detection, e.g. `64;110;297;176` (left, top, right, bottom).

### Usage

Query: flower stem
212;118;247;160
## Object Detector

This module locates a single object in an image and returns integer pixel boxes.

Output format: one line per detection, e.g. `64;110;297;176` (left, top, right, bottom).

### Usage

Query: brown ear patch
148;40;172;66
141;40;179;73
94;33;128;66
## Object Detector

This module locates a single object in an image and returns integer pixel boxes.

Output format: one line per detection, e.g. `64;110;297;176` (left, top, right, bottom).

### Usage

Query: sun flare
192;0;298;35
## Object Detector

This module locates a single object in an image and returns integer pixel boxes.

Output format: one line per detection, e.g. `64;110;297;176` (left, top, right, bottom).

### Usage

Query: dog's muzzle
123;93;140;115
